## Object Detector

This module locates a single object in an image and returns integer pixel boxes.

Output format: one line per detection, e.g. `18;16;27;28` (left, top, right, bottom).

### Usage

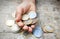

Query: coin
6;20;15;26
46;26;54;32
28;11;37;19
33;25;43;37
42;26;47;32
43;26;54;32
23;20;33;25
22;14;29;20
10;24;20;32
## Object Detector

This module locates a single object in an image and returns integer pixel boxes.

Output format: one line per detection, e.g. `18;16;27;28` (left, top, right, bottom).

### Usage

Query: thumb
15;7;23;22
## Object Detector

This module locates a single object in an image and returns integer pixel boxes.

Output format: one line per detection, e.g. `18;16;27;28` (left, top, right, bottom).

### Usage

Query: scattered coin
46;26;54;32
23;20;33;25
43;26;54;33
10;24;20;32
6;20;15;26
33;25;43;37
22;14;29;20
28;11;37;19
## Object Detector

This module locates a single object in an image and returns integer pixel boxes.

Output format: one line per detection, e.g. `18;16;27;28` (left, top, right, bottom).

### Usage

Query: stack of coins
22;11;38;25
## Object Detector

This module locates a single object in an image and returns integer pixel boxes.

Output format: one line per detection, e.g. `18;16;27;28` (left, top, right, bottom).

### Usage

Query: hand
15;1;36;33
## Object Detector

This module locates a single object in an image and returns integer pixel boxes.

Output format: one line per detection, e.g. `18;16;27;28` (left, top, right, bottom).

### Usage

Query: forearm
22;0;35;3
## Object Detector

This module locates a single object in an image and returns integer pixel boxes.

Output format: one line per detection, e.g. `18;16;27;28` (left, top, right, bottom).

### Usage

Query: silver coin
45;26;54;32
10;24;20;32
6;20;15;26
28;11;37;19
33;25;43;37
43;26;54;32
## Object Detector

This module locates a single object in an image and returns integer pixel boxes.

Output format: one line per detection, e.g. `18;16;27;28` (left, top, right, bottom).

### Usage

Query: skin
15;0;36;33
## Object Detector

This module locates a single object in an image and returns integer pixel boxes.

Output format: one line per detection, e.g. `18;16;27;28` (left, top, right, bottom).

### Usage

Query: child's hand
15;1;36;33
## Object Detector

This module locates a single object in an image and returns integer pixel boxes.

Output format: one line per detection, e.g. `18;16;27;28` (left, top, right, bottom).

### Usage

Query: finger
31;25;35;29
17;21;24;27
29;4;36;12
28;27;32;33
21;2;30;14
23;25;29;30
15;6;23;22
